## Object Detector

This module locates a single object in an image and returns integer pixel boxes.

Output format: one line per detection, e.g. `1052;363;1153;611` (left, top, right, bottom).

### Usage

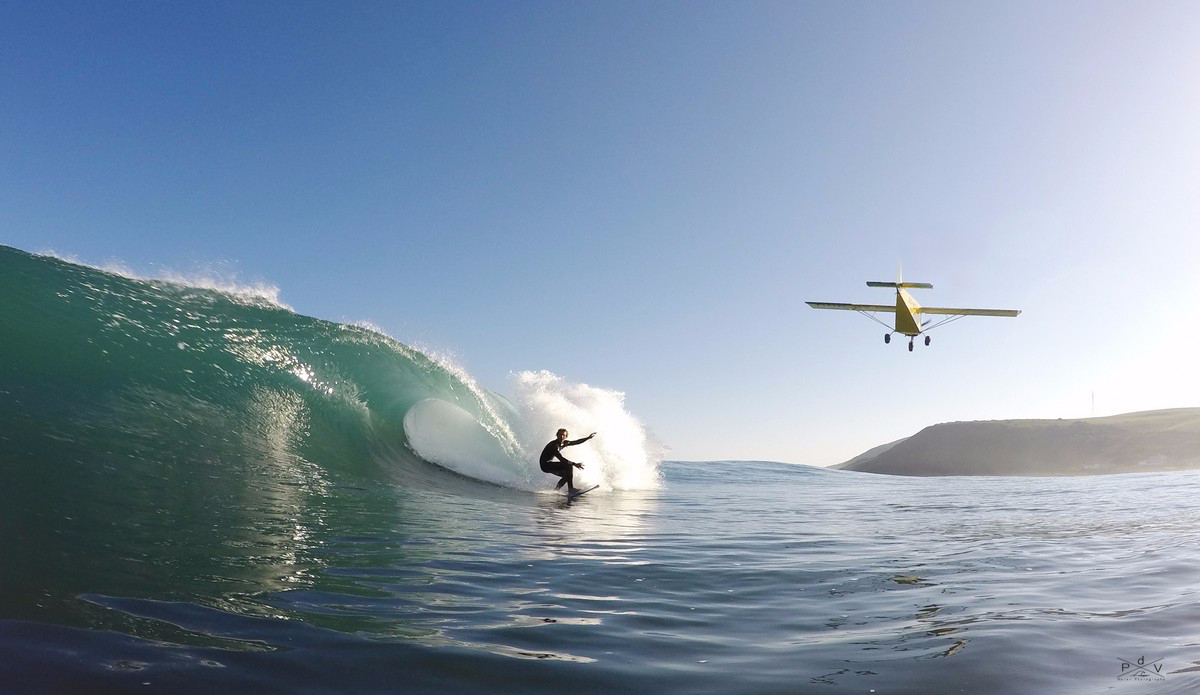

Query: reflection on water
526;490;661;564
94;482;653;664
12;459;1200;693
0;384;347;630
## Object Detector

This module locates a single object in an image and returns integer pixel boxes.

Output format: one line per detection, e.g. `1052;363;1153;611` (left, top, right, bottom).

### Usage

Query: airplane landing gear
884;333;891;344
908;338;914;352
924;335;931;346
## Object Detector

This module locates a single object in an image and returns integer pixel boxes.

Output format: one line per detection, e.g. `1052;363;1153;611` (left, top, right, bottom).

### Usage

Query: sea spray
512;369;663;491
40;250;291;309
399;353;664;491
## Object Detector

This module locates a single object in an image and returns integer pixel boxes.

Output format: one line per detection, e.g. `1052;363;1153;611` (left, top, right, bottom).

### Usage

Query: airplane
807;277;1019;351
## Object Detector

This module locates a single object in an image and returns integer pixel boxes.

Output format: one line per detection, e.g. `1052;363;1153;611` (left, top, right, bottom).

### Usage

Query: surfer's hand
587;432;596;440
574;462;584;469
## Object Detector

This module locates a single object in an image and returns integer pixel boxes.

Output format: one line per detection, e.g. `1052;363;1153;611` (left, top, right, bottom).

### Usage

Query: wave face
0;244;661;511
0;244;660;623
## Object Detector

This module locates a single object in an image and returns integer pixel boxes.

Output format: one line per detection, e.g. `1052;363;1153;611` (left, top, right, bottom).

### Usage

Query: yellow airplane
807;278;1019;351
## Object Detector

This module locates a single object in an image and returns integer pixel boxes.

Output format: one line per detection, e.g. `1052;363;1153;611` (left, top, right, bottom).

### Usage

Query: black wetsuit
540;436;588;489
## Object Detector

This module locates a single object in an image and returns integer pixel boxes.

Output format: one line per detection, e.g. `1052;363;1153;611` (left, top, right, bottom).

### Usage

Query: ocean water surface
3;245;1198;694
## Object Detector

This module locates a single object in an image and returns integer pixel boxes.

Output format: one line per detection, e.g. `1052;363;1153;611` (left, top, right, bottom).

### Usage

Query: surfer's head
557;428;568;440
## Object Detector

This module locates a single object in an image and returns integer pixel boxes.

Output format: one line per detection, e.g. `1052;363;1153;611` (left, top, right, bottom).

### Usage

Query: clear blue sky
4;1;1199;464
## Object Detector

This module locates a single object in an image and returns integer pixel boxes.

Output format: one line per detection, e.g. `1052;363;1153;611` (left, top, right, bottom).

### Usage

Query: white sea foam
511;369;663;491
400;359;663;491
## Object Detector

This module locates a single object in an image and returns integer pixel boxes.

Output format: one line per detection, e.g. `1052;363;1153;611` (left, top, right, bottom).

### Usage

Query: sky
3;0;1199;465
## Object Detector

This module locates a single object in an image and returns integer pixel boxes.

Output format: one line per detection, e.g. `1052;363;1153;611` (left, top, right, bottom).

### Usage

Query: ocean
3;244;1198;694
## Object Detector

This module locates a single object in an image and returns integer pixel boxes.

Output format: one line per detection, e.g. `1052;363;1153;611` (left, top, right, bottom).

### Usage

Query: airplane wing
806;302;896;313
917;307;1020;317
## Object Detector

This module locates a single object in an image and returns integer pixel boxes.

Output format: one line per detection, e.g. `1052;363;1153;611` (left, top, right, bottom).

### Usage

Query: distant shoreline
836;408;1200;476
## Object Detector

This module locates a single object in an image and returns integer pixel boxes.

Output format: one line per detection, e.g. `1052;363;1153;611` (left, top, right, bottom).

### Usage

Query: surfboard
566;485;599;499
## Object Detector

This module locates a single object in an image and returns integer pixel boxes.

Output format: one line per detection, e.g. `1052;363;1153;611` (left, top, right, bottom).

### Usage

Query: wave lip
404;398;531;488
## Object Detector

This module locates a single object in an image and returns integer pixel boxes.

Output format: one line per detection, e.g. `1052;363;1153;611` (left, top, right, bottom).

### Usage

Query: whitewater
3;245;1199;694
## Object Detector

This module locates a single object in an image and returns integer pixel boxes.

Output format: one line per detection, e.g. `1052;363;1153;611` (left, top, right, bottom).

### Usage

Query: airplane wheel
924;336;931;346
908;340;914;352
884;334;891;344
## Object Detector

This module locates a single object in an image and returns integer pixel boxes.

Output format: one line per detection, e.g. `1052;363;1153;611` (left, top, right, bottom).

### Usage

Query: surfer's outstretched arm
564;432;596;447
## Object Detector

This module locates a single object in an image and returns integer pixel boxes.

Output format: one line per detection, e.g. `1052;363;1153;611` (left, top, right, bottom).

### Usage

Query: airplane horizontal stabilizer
866;281;934;289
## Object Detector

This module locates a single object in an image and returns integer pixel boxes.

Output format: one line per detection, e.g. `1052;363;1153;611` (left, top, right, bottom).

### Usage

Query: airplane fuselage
894;288;922;336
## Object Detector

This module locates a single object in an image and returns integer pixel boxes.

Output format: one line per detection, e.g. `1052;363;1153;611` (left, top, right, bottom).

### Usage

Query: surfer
540;429;595;494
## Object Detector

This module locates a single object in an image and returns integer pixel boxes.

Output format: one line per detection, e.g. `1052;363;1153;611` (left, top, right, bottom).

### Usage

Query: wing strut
920;314;968;332
850;308;895;331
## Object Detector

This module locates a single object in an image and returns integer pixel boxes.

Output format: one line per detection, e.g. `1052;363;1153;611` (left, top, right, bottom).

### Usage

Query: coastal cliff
837;408;1200;476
